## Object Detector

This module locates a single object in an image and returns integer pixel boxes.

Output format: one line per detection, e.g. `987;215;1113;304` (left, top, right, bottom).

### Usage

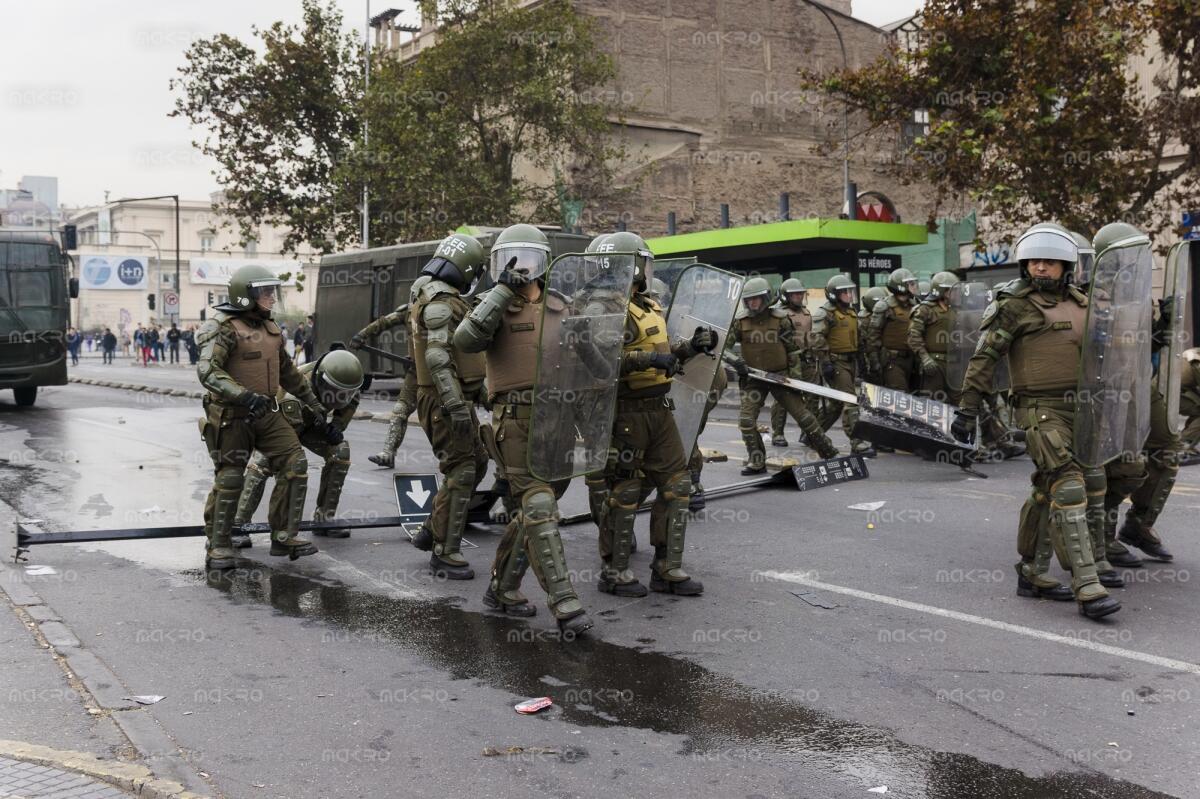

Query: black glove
239;391;272;416
322;422;344;446
821;361;836;382
350;334;365;350
732;359;750;378
445;401;476;440
950;410;977;445
497;256;526;286
690;326;718;354
648;352;680;377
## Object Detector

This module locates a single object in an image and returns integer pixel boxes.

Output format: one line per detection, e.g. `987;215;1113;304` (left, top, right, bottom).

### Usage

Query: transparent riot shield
1075;242;1154;466
649;257;698;306
664;264;744;456
1162;242;1191;432
528;253;636;482
946;281;1008;392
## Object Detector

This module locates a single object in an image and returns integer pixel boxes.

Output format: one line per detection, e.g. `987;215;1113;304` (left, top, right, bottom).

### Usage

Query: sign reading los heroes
79;254;148;290
190;258;305;286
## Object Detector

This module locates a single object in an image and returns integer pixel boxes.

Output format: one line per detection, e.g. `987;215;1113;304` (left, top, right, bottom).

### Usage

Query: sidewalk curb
0;740;210;799
1;498;216;797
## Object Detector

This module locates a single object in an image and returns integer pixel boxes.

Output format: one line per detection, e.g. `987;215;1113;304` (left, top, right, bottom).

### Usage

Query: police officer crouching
231;349;363;546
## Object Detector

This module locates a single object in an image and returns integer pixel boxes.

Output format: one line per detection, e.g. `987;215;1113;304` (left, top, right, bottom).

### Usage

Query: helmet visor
836;287;858;305
491;246;549;283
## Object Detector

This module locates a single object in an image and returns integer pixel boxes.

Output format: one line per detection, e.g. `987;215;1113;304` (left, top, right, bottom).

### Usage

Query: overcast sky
1;0;922;208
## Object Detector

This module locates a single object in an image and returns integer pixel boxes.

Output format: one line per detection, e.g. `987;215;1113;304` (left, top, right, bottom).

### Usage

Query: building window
900;109;930;150
199;234;214;252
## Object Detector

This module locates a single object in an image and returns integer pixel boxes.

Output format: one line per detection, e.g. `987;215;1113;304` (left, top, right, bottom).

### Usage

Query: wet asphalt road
1;365;1198;798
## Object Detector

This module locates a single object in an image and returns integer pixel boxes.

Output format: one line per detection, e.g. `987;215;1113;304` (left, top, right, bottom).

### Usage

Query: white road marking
761;570;1200;676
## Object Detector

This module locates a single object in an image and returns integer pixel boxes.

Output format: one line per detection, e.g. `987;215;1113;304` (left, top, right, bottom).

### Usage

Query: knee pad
244;459;272;481
661;471;693;504
1082;467;1105;495
281;451;308;480
446;460;476;491
609;478;641;509
521;487;558;525
216;466;245;492
1050;476;1086;508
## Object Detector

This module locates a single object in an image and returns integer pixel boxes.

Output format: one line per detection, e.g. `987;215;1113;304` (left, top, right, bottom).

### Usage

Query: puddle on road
202;564;1169;799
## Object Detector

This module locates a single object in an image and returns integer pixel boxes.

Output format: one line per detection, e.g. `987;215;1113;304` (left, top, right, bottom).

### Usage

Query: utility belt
1012;392;1073;412
830;351;857;362
884;347;912;358
616;395;676;413
492;402;534;421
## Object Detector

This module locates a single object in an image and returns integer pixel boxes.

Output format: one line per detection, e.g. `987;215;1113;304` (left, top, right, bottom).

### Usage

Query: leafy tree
817;0;1199;244
172;0;624;253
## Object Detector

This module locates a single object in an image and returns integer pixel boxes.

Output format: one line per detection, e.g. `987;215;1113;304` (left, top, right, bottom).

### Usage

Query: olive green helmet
929;271;960;298
861;285;887;313
313;349;365;408
741;276;772;313
918;279;931;299
224;263;281;313
825;273;856;305
780;277;807;306
606;230;654;285
1092;222;1149;261
490;223;551;283
1070;231;1095;285
424;232;486;291
585;233;611;254
886;267;919;298
647;277;670;304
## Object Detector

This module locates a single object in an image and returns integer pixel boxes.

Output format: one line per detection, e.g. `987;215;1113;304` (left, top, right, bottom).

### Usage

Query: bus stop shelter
646;217;929;288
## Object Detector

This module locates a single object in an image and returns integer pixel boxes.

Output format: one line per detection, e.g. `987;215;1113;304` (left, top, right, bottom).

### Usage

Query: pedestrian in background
66;327;81;366
304;315;315;363
153;325;165;362
293;322;306;364
121;330;131;358
167;323;181;364
102;328;117;364
184;324;198;365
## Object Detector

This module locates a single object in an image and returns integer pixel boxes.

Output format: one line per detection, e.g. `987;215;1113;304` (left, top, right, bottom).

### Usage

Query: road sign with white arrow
393;473;440;519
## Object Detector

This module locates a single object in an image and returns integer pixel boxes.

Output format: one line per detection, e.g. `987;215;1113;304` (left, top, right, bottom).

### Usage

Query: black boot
483;586;536;617
1015;571;1073;601
741;464;766;476
269;537;318;558
1098;570;1125;589
429;553;474;580
649;567;704;596
1078;595;1121;619
411;523;434;551
231;533;252;549
557;610;594;638
597;572;648;597
1107;548;1144;568
1119;517;1174;562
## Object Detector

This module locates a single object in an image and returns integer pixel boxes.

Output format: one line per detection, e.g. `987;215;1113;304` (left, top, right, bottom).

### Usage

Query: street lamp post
110;195;180;320
798;0;855;220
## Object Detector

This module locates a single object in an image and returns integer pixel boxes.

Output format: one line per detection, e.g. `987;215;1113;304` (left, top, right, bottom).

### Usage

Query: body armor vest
737;311;789;372
827;306;858;354
1008;295;1086;393
225;315;282;395
622;297;672;392
882;300;913;350
787;306;812;352
486;291;566;396
412;292;486;389
922;303;953;353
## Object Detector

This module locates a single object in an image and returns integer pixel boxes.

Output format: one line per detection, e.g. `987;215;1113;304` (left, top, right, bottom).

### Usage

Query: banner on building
79;254;149;290
190;258;304;286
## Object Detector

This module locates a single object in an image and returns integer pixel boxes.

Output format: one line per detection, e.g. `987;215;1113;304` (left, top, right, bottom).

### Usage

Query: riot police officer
454;223;594;635
409;232;490;580
908;271;961;402
867;267;921;392
813;275;875;457
232;349;363;545
953;224;1120;619
769;278;819;447
726;277;838;474
197;264;331;569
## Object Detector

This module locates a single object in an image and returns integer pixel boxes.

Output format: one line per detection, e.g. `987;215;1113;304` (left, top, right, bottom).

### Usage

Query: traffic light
199;309;206;321
61;224;77;251
147;293;155;311
207;291;214;306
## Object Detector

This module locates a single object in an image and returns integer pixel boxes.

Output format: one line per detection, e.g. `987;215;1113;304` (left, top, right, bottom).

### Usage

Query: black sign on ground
792;455;869;491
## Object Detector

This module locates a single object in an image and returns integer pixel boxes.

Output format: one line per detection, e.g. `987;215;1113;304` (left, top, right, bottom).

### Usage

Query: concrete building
0;175;60;227
66;195;319;334
371;0;942;240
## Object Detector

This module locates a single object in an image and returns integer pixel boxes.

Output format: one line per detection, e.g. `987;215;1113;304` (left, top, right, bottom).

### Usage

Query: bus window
13;272;53;307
